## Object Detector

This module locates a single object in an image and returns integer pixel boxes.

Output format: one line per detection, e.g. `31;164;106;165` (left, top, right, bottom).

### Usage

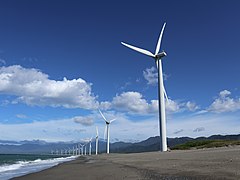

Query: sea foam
0;156;76;180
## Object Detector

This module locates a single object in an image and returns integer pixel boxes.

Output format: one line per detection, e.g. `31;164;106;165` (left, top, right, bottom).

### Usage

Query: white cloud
185;101;199;111
0;113;158;142
219;90;231;98
208;90;240;113
73;116;94;126
143;66;169;85
166;100;199;113
1;110;239;142
0;65;99;109
100;91;198;115
110;91;157;114
143;66;158;85
16;114;27;119
166;99;181;112
0;118;93;142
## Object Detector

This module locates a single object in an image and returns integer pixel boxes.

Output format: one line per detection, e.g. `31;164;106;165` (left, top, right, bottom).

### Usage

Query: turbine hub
155;51;167;59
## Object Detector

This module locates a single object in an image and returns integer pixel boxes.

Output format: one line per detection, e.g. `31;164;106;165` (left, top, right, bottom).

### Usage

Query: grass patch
172;139;240;150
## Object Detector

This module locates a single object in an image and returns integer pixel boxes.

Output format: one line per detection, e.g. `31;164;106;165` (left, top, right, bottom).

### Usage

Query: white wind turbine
79;144;84;156
121;22;168;152
72;146;75;155
75;145;78;156
99;110;116;154
96;126;99;155
84;144;87;155
89;138;92;155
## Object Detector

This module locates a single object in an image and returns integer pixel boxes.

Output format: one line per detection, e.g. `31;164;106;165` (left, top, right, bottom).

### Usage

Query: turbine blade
155;22;166;55
96;126;98;137
110;118;116;123
98;109;107;122
155;60;158;69
121;42;155;57
163;85;169;102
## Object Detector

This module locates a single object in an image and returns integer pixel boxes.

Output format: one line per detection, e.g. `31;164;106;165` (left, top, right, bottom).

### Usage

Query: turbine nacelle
155;51;167;60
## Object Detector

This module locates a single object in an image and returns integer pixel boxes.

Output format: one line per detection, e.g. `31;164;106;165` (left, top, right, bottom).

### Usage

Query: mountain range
0;134;239;154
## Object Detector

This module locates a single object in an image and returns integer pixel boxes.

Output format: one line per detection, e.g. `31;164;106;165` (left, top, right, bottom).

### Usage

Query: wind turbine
84;144;87;155
89;138;92;155
96;126;99;155
121;22;168;152
99;110;116;154
75;145;78;156
79;144;84;156
72;146;75;155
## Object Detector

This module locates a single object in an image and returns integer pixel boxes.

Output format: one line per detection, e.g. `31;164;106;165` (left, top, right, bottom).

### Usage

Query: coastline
12;146;240;180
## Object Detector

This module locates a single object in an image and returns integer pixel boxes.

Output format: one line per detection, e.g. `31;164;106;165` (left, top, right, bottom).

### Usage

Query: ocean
0;154;76;180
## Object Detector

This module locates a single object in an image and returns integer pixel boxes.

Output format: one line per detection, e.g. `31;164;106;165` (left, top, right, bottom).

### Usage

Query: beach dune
12;146;240;180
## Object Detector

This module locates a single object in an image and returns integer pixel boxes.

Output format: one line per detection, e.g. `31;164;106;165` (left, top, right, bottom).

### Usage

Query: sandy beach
12;146;240;180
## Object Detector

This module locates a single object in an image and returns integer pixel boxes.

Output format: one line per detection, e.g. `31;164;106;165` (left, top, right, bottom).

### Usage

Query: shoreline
12;146;240;180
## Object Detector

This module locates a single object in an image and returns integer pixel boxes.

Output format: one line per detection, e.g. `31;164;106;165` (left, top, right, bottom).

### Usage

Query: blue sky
0;0;240;142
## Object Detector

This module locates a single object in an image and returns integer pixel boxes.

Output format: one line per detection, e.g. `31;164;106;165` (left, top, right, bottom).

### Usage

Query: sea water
0;154;76;180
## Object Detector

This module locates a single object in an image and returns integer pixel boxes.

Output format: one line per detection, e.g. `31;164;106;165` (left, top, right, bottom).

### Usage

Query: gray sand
12;146;240;180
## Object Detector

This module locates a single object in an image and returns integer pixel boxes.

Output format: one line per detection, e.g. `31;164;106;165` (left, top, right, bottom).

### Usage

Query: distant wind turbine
89;138;92;155
96;126;99;155
84;145;87;155
79;144;84;156
75;145;78;155
121;22;168;152
99;110;116;154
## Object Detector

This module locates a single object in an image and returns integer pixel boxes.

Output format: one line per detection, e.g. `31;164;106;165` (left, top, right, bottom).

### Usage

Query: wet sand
12;146;240;180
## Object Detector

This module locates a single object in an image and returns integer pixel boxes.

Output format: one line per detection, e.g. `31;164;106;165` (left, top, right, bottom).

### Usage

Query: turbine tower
75;145;78;156
121;22;168;152
99;110;116;154
79;144;84;156
89;138;92;155
96;126;99;155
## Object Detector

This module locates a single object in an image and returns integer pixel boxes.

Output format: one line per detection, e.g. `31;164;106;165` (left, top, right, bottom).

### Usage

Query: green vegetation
172;139;240;150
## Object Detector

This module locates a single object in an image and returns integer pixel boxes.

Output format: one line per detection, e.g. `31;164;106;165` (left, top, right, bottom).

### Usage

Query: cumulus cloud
143;66;169;85
219;90;231;98
73;116;94;126
166;99;181;112
208;90;240;113
0;65;98;109
186;101;199;111
166;100;199;113
110;91;157;114
143;67;158;85
100;91;198;115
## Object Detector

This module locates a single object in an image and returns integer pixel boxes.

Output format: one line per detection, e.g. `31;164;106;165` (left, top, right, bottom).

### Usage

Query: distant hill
0;134;239;154
172;139;240;150
111;134;240;153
